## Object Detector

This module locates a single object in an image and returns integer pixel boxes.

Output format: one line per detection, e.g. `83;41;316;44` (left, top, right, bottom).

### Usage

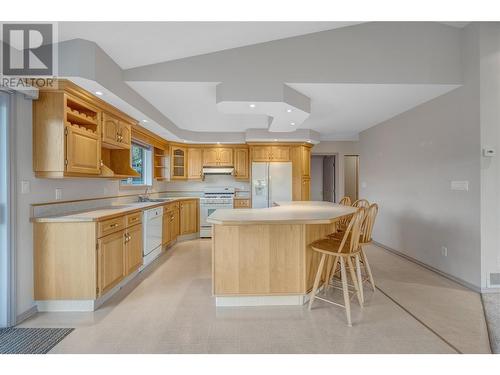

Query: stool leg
355;254;364;304
339;257;352;327
309;253;326;310
347;256;363;307
361;248;376;291
331;256;339;280
324;256;333;289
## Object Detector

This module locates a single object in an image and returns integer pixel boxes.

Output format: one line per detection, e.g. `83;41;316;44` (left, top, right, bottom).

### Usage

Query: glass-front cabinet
171;146;187;179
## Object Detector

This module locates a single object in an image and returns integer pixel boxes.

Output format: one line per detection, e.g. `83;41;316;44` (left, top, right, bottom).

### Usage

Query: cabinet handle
110;223;118;228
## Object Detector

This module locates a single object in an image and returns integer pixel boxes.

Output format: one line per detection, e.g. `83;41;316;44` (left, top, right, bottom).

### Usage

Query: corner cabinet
171;146;187;179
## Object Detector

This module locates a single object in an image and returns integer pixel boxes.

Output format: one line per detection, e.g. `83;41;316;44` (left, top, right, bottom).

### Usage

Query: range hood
202;167;234;176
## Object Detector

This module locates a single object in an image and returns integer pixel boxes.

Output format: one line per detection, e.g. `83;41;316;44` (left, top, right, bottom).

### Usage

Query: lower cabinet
97;221;143;296
163;202;180;246
180;199;199;235
98;230;126;295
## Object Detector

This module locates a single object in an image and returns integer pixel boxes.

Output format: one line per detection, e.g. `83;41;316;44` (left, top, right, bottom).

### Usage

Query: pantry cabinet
234;148;249;180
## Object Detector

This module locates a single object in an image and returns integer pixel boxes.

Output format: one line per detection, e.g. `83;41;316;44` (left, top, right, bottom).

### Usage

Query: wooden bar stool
339;196;351;206
308;208;365;327
352;199;370;209
328;203;378;292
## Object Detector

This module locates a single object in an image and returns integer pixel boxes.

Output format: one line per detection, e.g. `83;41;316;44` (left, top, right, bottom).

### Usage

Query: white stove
200;187;235;237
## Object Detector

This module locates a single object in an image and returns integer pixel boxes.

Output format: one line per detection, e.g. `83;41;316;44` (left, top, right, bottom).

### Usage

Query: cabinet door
301;146;311;177
98;230;125;295
65;125;101;175
118;122;131;149
162;212;170;245
125;224;143;275
180;199;198;235
217;148;233;166
234;148;249;179
251;146;271;162
172;207;180;240
188;148;203;179
101;112;119;147
171;147;187;179
301;177;311;201
271;146;290;162
203;148;219;167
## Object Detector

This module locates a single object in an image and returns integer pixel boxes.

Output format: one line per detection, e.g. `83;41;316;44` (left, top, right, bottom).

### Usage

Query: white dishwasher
143;206;164;266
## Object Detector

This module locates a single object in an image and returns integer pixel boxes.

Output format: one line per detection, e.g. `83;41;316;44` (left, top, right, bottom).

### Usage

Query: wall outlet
55;188;63;200
20;180;30;194
441;246;448;257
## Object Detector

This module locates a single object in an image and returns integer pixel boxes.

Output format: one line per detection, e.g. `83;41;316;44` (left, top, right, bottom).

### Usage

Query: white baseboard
16;305;38;324
216;294;307;307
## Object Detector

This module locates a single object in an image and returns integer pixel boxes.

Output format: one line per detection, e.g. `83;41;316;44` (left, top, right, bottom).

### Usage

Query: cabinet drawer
234;199;251;208
126;212;142;227
98;216;125;238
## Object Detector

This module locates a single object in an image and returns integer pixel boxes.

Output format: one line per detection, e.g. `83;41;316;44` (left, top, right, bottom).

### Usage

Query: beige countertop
207;201;357;225
31;197;199;223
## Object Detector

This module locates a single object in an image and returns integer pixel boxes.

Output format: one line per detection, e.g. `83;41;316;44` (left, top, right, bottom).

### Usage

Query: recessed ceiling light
291;122;296;126
249;104;256;108
142;119;148;123
217;142;220;145
95;91;103;96
183;140;187;143
306;139;312;143
273;139;278;141
287;109;292;113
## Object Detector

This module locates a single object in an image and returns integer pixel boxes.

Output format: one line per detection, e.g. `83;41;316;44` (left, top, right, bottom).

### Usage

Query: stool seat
311;238;361;256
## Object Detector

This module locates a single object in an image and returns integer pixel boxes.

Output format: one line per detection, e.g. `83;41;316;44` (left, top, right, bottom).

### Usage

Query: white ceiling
127;81;269;132
287;83;460;139
58;22;360;69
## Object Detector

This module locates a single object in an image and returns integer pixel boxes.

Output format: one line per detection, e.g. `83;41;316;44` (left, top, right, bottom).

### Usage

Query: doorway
310;155;336;202
344;155;359;202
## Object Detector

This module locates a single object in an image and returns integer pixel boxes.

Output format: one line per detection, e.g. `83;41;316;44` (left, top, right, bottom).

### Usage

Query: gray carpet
0;328;74;354
482;293;500;354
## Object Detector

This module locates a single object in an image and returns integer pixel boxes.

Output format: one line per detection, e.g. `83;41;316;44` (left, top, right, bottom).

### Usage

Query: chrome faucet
138;187;151;202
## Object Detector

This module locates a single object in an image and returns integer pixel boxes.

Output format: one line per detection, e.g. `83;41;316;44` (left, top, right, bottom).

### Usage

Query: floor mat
482;293;500;354
0;328;74;354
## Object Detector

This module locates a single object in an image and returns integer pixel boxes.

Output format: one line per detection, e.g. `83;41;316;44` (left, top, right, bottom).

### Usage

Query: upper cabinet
250;145;290;162
234;148;249;180
291;145;312;201
102;112;131;149
203;147;233;167
33;80;139;179
187;148;203;180
171;146;187;179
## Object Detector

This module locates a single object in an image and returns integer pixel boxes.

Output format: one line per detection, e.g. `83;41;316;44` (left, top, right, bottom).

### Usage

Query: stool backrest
360;203;378;244
339;196;351;206
339;208;365;254
352;199;370;209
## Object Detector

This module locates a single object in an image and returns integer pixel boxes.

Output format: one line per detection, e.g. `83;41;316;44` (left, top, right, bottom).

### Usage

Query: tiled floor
19;240;491;354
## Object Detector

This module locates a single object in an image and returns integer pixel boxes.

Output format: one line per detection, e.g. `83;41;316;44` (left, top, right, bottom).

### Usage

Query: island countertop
207;201;357;225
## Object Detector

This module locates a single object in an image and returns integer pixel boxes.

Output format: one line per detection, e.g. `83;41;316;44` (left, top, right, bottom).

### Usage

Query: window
121;142;152;186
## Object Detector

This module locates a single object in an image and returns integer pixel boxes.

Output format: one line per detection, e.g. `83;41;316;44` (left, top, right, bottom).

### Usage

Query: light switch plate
55;188;63;200
451;181;469;191
21;180;30;194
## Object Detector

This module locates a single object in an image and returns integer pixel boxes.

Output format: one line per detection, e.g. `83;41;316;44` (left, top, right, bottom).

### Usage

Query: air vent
490;273;500;287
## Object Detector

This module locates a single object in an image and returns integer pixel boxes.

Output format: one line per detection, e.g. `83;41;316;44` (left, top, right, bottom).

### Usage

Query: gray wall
359;24;482;288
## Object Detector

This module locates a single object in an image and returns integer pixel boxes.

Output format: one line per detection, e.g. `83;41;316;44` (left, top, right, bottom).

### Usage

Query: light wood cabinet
234;148;249;180
301;146;311;177
234;198;251;208
203;147;233;167
187;148;203;180
101;112;131;149
301;177;311;200
33;80;138;179
180;199;199;235
271;146;290;161
250;145;290;162
65;124;101;174
163;202;180;246
124;224;143;276
171;146;187;179
98;230;126;295
291;145;312;201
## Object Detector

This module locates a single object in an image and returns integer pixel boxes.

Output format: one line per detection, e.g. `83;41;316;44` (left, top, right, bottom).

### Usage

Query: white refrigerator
252;162;292;208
